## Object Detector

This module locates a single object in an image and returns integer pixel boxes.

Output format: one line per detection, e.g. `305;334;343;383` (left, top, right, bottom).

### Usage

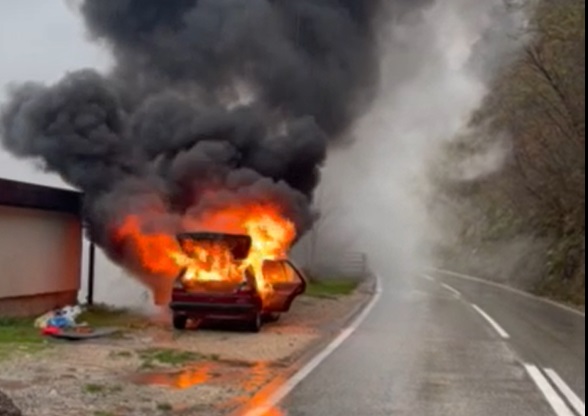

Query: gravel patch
0;292;367;416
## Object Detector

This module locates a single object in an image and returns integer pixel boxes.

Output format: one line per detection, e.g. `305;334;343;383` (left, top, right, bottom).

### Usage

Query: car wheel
247;313;262;333
173;315;188;330
263;313;281;323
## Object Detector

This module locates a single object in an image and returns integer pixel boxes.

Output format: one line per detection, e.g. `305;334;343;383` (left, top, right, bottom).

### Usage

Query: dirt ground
0;291;369;416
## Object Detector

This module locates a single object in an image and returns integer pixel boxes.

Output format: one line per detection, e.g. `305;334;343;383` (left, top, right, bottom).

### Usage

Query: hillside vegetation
437;0;585;305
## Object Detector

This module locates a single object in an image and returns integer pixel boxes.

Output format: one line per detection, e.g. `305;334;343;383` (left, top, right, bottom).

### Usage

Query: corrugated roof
0;178;82;215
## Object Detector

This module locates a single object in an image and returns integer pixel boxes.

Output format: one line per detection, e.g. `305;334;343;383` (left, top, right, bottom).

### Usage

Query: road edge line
545;369;586;416
525;364;575;416
441;283;462;298
236;275;383;416
472;304;510;339
432;268;586;319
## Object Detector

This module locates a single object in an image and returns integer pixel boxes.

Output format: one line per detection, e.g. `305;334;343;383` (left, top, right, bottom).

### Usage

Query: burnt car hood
176;232;252;260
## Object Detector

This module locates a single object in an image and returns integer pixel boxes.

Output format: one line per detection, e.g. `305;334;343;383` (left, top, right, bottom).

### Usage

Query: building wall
0;205;82;315
0;291;77;317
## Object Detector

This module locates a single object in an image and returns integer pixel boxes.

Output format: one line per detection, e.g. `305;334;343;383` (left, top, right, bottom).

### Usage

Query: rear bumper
170;302;258;318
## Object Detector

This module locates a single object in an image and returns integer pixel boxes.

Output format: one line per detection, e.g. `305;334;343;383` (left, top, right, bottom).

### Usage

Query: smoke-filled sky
0;1;438;247
1;0;427;294
0;0;111;187
0;0;524;308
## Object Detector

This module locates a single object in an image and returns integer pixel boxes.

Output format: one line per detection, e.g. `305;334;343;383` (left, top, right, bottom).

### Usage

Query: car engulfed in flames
112;201;307;331
170;232;306;332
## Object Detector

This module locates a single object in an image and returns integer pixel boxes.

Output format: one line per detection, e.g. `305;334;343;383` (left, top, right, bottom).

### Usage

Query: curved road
276;271;585;416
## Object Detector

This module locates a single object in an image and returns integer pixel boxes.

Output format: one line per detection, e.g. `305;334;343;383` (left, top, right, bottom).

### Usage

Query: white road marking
472;304;510;339
442;283;461;298
431;268;585;319
242;276;383;416
525;364;575;416
546;369;586;416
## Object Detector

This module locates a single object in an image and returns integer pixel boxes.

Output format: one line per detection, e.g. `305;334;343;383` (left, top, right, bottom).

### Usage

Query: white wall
78;245;152;309
0;205;82;298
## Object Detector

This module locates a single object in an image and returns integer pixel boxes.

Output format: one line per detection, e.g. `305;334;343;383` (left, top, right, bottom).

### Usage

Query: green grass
109;350;134;360
305;280;360;299
83;384;124;395
0;318;49;361
94;412;116;416
79;305;149;329
139;348;203;368
84;384;107;394
156;403;173;412
0;318;42;343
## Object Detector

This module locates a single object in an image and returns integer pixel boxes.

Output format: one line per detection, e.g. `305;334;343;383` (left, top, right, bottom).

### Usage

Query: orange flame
113;216;180;279
261;408;286;416
172;239;244;283
112;201;296;303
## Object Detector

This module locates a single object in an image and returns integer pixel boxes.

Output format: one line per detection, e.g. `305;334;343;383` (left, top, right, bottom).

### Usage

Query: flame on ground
112;201;297;303
131;364;213;390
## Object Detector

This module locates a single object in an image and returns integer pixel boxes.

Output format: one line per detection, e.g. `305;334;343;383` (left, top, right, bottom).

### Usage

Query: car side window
281;262;302;284
262;260;286;284
262;260;302;285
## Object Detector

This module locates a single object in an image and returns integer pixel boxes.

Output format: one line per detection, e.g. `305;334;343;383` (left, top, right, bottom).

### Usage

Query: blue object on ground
47;316;73;329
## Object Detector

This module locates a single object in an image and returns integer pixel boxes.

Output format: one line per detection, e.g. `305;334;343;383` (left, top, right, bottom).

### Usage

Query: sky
0;0;111;188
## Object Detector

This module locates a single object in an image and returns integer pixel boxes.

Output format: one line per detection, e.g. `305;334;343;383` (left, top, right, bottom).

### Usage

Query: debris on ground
49;327;120;341
35;306;120;341
0;390;21;416
35;306;82;330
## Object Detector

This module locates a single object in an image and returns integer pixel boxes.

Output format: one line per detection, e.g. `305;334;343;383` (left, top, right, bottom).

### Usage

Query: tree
442;0;586;303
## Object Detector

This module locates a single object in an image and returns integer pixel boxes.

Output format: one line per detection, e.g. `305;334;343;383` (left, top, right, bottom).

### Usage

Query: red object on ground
42;327;62;336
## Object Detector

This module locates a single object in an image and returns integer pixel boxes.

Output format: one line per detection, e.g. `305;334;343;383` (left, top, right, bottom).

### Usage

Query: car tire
173;315;188;330
263;313;281;323
247;313;262;333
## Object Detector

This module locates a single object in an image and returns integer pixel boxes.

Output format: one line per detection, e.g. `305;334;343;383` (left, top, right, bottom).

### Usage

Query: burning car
170;233;307;332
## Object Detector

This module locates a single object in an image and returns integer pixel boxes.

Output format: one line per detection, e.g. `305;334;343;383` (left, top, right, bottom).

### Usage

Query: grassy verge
79;305;150;330
83;383;124;395
138;348;204;370
305;280;360;299
0;318;50;361
0;306;148;362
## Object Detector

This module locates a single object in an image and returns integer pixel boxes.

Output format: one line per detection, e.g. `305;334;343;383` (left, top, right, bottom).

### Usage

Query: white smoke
316;0;527;278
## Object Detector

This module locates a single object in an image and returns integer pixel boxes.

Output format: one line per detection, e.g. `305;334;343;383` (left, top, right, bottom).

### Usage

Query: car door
262;260;307;313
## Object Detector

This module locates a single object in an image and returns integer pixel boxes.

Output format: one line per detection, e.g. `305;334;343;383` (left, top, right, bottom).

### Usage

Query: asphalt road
279;271;586;416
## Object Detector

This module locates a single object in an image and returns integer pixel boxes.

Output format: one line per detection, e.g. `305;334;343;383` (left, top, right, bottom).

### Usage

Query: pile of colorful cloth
35;306;84;336
35;306;119;340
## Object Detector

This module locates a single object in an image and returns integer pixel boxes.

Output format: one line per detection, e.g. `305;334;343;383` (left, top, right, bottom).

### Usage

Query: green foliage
306;280;359;299
540;233;586;304
446;0;585;305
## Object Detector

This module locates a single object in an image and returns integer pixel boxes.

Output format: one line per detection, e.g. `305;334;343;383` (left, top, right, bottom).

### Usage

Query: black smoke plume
1;0;431;296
